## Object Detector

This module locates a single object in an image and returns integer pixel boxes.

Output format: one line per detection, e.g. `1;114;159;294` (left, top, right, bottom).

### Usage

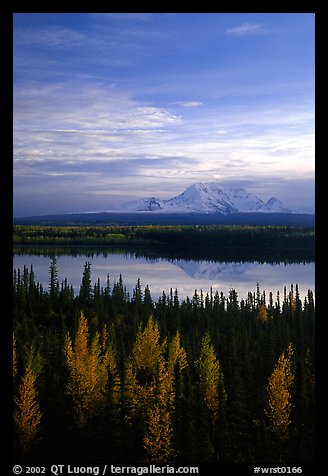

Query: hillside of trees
13;224;315;262
13;260;315;465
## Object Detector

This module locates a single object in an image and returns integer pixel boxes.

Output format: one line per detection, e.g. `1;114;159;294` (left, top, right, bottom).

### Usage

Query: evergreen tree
49;257;59;302
101;324;121;416
79;262;92;308
143;285;153;316
12;256;315;464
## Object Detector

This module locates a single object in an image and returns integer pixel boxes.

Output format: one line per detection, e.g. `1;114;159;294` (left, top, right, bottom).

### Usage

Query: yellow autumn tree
265;343;294;440
197;332;226;423
258;303;269;322
124;318;164;423
124;318;186;463
64;312;110;428
14;365;42;454
141;327;178;463
143;404;174;463
133;317;166;378
168;331;188;374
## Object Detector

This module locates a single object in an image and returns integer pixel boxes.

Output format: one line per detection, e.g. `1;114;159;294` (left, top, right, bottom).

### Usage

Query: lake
13;249;315;301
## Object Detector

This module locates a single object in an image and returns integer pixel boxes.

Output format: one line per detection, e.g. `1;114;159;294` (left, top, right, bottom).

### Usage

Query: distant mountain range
106;182;310;215
172;259;259;280
14;182;314;226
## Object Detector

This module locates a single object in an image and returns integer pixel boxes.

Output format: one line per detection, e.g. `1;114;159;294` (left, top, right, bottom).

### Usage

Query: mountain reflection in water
172;260;258;279
13;248;315;301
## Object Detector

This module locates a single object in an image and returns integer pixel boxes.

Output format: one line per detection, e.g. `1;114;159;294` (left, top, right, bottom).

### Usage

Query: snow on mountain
260;197;291;213
167;183;265;213
107;182;297;214
121;197;165;212
172;259;260;280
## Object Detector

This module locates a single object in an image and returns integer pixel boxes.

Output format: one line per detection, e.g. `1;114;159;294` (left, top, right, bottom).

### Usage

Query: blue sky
13;13;315;216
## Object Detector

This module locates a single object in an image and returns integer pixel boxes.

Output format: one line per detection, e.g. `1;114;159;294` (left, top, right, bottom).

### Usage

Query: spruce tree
79;262;92;308
49;257;59;302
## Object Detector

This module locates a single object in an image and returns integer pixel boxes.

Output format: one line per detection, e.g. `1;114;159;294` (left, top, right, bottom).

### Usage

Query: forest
13;224;315;263
13;259;315;466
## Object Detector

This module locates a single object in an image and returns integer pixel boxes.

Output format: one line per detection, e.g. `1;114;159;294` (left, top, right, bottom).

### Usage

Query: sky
13;12;315;217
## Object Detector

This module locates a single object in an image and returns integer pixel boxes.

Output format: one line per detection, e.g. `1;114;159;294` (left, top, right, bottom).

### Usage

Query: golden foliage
64;312;110;428
143;405;174;463
14;365;42;454
124;318;188;463
124;318;165;423
124;359;156;423
265;343;294;440
258;304;269;322
168;331;188;373
133;317;166;372
197;333;226;422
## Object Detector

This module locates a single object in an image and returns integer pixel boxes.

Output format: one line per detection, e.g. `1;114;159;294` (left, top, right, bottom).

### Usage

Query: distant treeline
13;225;315;262
13;261;315;465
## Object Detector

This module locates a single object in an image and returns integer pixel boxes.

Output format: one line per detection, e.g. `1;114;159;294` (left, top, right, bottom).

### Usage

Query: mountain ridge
107;182;304;214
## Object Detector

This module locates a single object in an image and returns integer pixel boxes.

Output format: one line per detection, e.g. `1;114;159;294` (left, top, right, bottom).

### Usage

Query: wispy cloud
225;22;267;37
172;101;203;108
91;13;154;22
14;22;153;73
13;79;314;203
14;25;88;49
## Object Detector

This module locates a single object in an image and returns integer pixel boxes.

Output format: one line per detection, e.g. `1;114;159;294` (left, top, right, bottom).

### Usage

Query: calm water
13;250;315;301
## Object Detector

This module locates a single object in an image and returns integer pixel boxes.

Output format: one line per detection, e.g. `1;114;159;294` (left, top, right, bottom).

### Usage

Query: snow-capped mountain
172;259;260;280
109;182;297;214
